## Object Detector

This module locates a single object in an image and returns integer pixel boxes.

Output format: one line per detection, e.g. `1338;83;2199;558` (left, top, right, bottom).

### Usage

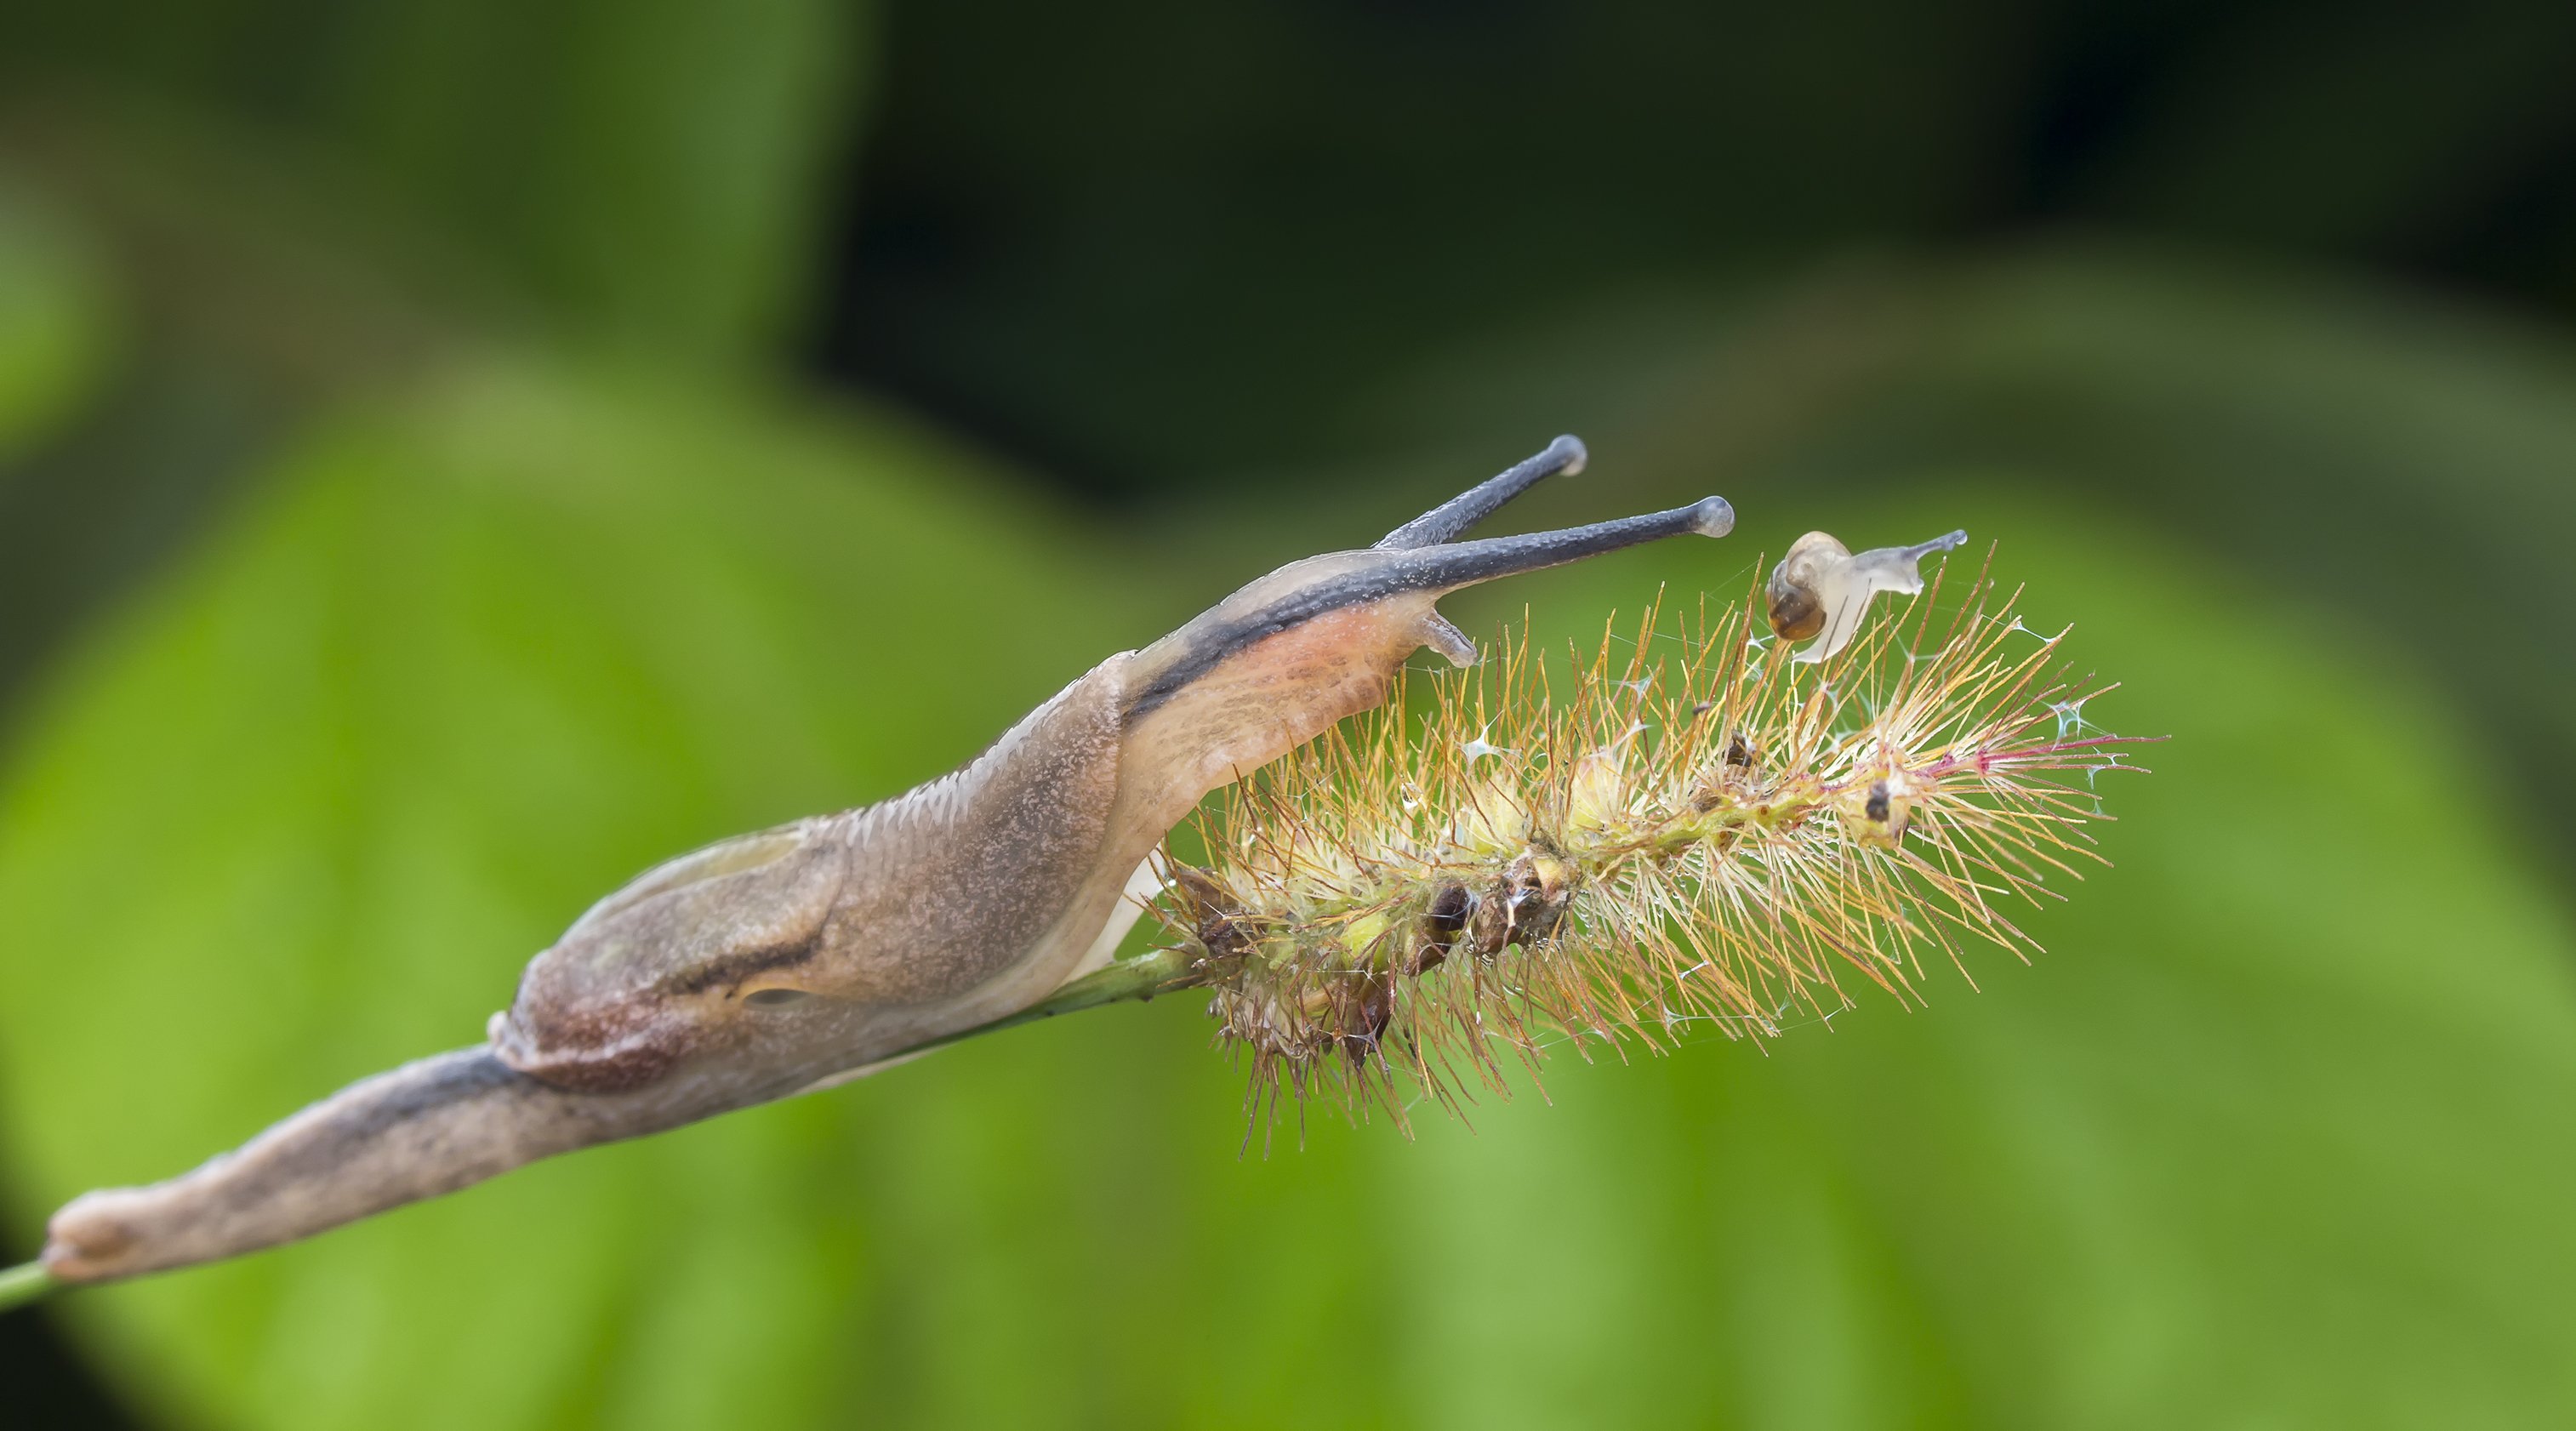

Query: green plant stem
923;945;1201;1052
0;945;1204;1314
0;1259;53;1312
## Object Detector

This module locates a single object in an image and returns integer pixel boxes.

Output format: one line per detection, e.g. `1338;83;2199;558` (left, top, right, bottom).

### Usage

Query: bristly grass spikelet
1148;544;2153;1137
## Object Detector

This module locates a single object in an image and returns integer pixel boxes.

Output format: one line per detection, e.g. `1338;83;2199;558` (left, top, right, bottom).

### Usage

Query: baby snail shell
1764;531;1846;642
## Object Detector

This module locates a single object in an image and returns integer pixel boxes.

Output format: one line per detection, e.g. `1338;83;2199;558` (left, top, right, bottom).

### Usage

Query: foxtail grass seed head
1148;539;2151;1135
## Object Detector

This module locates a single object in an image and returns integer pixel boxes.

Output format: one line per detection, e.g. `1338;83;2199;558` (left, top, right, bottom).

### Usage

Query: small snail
1764;528;1969;662
41;436;1736;1284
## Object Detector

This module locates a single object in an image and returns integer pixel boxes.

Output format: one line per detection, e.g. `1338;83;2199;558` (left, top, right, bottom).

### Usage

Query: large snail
40;437;1736;1284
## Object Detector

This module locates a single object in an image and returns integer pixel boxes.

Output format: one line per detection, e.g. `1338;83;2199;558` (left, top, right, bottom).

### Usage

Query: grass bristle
1151;549;2152;1138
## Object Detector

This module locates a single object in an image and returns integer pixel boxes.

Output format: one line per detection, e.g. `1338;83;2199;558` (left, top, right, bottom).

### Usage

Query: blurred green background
3;2;2574;1427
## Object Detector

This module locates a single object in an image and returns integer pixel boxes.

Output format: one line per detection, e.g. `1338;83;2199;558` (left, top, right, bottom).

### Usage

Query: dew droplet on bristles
1154;552;2151;1137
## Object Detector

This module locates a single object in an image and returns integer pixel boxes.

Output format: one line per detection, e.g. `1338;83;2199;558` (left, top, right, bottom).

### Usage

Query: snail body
1764;528;1969;661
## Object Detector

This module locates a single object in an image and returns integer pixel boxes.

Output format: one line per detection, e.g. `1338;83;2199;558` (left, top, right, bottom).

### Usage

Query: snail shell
1764;531;1847;642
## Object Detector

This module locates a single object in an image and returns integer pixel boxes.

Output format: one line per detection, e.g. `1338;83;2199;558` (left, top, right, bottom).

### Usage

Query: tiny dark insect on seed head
1333;972;1396;1063
1410;882;1471;974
